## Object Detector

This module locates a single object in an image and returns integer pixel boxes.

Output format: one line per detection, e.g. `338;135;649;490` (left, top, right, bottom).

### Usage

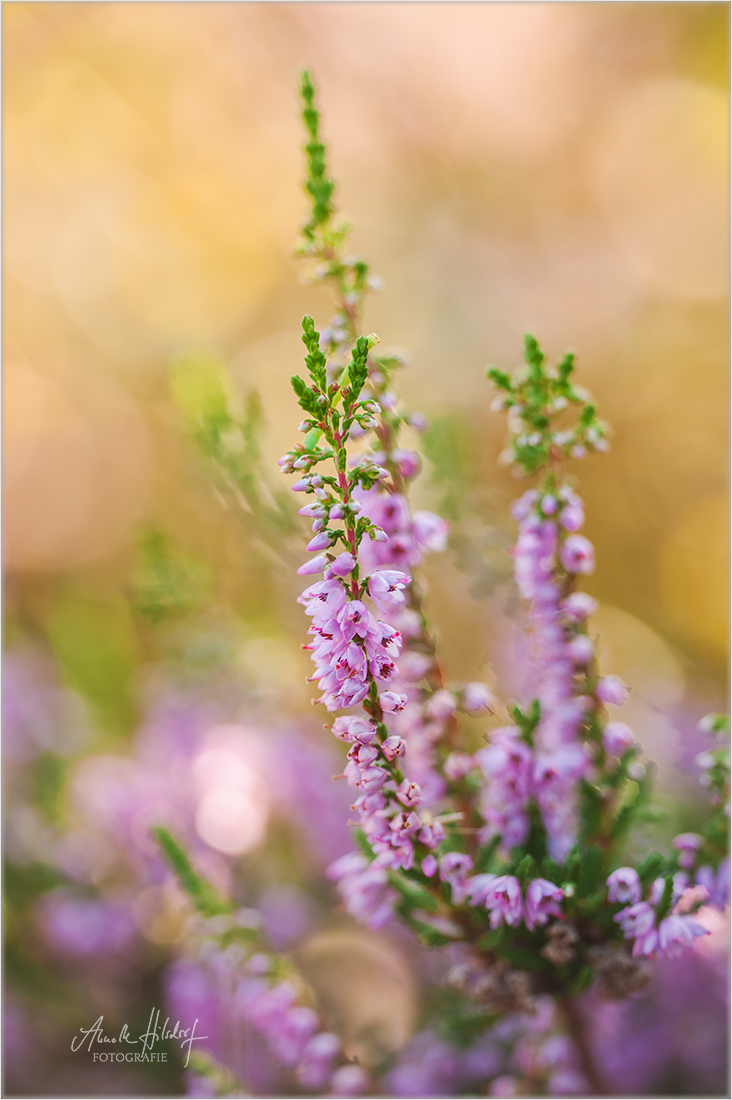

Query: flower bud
603;722;634;757
596;675;629;707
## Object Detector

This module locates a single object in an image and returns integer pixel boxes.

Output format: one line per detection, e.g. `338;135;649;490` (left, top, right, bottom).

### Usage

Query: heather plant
151;72;730;1098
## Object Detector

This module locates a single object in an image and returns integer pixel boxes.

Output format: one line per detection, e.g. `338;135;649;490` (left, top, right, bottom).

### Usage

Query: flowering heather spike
281;74;730;1085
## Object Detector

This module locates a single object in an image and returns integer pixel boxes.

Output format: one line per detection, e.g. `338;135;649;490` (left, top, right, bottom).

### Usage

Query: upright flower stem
558;995;609;1097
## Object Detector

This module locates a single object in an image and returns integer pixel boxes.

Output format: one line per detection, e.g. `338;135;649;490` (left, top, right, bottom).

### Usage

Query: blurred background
3;4;728;1097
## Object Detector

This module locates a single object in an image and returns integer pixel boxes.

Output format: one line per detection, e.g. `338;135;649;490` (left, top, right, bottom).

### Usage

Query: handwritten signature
71;1008;208;1068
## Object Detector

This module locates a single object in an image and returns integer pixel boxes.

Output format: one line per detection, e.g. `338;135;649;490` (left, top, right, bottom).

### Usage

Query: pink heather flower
561;592;597;621
339;600;374;637
329;552;356;577
559;505;584;531
426;690;457;722
368;570;411;613
395;779;423;808
354;766;389;793
484;876;523;929
603;722;634;757
347;741;379;768
381;735;407;762
379;691;408;713
439;851;474;883
606;867;641;905
614;901;655;941
306;530;330;554
559;535;595;575
672;833;704;870
412;511;449;554
596;675;629;706
461;682;496;714
297;555;329;575
541;495;558;515
418;819;445;848
443;752;475;781
657;914;709;958
567;635;594;665
422;854;438;878
328;1065;368;1098
326;856;396;929
298;503;327;517
392;449;420;480
439;852;474;903
465;873;498;906
297;1032;342;1090
695;860;730;910
407;411;429;432
331;716;377;744
291;478;311;492
524;879;564;931
673;884;710;915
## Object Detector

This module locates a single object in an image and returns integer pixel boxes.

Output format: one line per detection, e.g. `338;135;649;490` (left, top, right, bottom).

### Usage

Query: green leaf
515;854;538;884
523;333;545;370
154;827;231;917
556;352;575;381
487;367;513;392
500;945;548;972
577;845;603;897
388;872;438;912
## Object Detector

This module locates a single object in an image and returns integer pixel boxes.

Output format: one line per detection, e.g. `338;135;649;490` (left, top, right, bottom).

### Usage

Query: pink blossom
443;752;475;781
395;779;423;807
412;511;449;554
307;531;332;552
461;682;496;714
596;675;628;706
381;735;406;762
603;722;634;757
426;690;457;722
484;875;523;928
331;716;377;744
421;854;438;878
559;505;584;531
297;1032;341;1089
465;873;498;906
439;852;474;903
524;879;563;931
567;635;594;665
606;867;641;905
657;914;709;958
379;691;407;713
328;552;356;577
614;901;655;940
327;1065;368;1098
559;535;595;575
392;449;420;480
561;592;597;621
368;570;411;613
297;555;329;576
418;819;445;848
672;833;703;872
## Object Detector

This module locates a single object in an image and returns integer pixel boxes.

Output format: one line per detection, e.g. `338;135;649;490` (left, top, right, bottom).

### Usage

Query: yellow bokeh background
4;2;728;680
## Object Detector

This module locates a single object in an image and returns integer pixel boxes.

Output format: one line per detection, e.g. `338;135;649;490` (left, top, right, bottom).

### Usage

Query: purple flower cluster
298;562;407;711
355;486;448;574
476;486;629;862
436;854;565;932
607;868;709;959
238;963;362;1093
325;709;447;927
169;945;367;1098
